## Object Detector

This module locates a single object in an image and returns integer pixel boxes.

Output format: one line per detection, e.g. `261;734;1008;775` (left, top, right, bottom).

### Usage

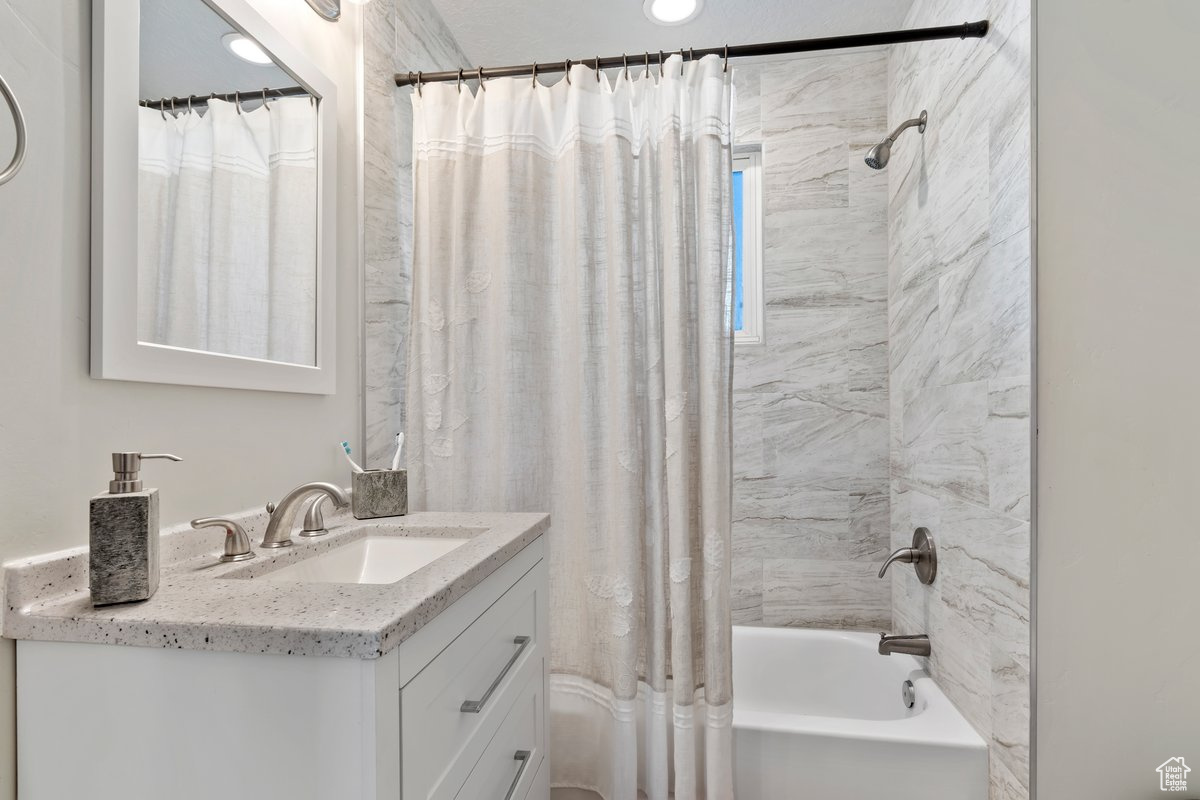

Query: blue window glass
732;169;745;332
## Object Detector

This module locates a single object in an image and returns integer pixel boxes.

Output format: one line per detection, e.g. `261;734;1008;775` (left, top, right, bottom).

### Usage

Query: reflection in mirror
137;0;318;366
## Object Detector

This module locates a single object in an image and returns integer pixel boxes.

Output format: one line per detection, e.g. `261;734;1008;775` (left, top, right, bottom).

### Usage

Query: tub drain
901;679;916;709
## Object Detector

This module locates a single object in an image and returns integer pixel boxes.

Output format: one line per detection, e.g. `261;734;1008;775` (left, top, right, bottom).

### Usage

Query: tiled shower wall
731;52;892;630
363;0;469;465
887;1;1032;798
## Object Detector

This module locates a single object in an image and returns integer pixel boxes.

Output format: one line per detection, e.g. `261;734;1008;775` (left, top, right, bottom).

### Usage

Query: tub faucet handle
878;527;937;584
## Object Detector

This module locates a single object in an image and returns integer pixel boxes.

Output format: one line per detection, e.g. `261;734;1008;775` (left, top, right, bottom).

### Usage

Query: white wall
1035;1;1200;797
0;2;362;796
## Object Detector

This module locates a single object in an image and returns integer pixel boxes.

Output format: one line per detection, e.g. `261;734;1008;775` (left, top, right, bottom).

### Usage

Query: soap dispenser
89;452;181;606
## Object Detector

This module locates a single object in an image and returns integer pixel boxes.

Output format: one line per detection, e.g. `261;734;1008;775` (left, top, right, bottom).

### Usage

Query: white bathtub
733;626;988;800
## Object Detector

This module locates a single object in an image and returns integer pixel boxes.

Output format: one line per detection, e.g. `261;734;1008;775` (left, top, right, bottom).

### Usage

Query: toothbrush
340;441;364;473
390;433;404;471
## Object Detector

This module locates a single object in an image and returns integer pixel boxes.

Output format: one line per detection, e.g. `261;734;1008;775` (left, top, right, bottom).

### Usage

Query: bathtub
733;626;988;800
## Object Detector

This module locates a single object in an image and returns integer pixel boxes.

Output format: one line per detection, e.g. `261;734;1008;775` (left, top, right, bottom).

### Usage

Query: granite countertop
1;508;549;659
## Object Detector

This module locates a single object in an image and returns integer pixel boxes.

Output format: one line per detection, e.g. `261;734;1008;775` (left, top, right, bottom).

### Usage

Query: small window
733;148;763;344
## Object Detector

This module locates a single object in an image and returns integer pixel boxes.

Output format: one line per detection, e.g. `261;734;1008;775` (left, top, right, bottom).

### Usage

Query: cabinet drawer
402;564;544;799
455;667;545;800
521;753;549;800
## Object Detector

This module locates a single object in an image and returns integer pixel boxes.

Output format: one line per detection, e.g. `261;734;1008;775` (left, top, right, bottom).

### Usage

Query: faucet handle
878;527;937;584
191;518;255;563
299;495;328;538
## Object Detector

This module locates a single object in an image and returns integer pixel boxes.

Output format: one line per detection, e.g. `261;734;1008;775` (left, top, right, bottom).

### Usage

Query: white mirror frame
91;0;338;394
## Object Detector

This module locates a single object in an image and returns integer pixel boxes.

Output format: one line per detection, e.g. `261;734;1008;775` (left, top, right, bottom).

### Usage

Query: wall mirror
91;0;338;394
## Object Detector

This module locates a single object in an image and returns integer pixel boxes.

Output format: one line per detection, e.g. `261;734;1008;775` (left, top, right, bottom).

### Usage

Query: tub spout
878;633;931;657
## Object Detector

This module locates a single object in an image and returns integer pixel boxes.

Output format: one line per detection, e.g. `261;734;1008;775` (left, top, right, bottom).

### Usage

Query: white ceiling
139;0;292;104
427;0;915;69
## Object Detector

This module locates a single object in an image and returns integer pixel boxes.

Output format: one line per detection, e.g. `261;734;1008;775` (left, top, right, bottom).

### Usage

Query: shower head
865;110;927;170
864;141;892;170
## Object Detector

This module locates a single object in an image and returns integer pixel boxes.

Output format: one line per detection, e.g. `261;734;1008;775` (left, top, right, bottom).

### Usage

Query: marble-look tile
888;269;940;396
731;557;763;625
763;391;888;492
938;228;1031;385
897;381;989;506
936;499;1029;656
761;52;888;123
728;49;889;630
927;598;994;738
762;122;851;212
732;393;766;479
986;376;1031;520
848;490;889;555
889;3;1031;798
364;0;470;466
762;559;890;630
991;643;1030;790
734;486;888;562
847;306;888;392
732;66;761;144
989;756;1027;800
735;309;847;394
394;0;470;72
764;224;886;308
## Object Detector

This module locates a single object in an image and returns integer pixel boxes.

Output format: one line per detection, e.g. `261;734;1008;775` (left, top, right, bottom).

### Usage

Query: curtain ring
187;95;193;113
235;91;242;114
659;51;665;79
724;44;729;73
623;53;629;81
644;52;650;78
680;50;686;76
158;98;166;121
564;59;571;84
477;66;486;91
458;68;464;93
170;96;176;115
262;87;269;110
531;62;538;88
595;56;601;82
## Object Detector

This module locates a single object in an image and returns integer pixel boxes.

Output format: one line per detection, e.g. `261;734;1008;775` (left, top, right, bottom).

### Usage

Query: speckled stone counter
1;508;549;659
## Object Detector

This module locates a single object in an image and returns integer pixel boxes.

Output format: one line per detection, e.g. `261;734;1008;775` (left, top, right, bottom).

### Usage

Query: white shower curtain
137;97;317;364
407;56;734;799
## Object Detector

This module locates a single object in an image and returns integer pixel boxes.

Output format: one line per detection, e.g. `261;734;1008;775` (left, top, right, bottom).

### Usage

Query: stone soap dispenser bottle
89;452;181;606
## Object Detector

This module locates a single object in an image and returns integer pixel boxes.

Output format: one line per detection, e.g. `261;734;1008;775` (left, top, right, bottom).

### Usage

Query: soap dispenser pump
89;452;181;606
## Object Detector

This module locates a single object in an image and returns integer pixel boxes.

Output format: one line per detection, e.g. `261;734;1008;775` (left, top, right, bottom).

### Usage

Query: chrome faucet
261;482;350;548
878;633;932;657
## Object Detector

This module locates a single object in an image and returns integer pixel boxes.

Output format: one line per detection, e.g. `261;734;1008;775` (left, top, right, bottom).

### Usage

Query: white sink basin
260;536;469;585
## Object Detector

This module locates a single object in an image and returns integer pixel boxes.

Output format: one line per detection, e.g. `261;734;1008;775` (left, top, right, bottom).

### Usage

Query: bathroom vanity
3;510;550;800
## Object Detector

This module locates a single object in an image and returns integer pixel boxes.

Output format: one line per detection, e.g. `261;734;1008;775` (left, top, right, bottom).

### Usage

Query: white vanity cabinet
16;538;549;800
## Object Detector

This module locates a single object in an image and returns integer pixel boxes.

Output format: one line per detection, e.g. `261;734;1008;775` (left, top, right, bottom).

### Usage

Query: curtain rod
140;85;310;111
394;20;988;88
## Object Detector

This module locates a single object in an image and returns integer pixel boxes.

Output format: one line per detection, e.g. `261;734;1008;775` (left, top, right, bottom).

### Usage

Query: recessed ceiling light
221;33;274;65
644;0;703;25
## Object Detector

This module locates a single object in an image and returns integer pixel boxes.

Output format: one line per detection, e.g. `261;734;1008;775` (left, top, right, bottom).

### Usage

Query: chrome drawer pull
460;636;531;714
503;750;532;800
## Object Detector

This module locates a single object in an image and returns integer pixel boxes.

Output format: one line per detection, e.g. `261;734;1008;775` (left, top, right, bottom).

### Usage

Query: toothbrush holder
351;469;408;519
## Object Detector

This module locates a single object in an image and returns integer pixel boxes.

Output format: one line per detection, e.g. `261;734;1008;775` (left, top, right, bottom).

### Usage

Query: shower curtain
406;56;734;799
137;97;317;364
